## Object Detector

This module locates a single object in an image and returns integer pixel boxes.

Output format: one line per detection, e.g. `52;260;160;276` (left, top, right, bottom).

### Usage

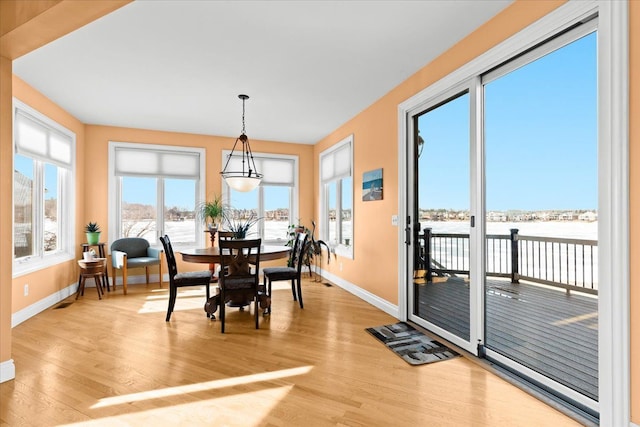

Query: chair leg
264;277;272;315
255;294;259;329
158;262;163;288
146;266;150;284
166;285;177;321
220;289;226;333
291;279;297;301
122;264;128;295
296;278;304;309
111;267;117;292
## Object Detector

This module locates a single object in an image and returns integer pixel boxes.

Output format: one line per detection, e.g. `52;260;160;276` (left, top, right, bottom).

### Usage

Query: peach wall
0;0;130;60
313;0;566;305
11;76;86;313
0;0;61;37
85;124;314;273
1;56;13;364
630;0;639;422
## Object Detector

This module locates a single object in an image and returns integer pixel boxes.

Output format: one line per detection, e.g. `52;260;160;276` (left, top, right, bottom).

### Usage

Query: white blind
321;140;351;182
225;153;295;186
114;147;200;179
15;110;73;168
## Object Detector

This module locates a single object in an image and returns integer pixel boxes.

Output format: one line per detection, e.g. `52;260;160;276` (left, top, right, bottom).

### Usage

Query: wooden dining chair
209;230;235;284
160;235;213;321
263;232;308;312
218;238;262;333
217;231;234;241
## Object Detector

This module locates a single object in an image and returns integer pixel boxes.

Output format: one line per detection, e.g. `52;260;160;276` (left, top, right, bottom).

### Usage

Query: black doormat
366;322;459;365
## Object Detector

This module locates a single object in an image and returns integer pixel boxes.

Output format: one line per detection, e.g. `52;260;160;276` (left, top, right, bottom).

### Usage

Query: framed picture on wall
362;168;383;201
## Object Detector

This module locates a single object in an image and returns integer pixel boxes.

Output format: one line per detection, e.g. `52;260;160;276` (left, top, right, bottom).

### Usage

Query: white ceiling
13;0;512;144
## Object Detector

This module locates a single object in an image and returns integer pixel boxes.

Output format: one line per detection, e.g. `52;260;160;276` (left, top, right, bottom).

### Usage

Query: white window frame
108;141;206;249
221;151;299;244
12;98;76;276
319;134;353;259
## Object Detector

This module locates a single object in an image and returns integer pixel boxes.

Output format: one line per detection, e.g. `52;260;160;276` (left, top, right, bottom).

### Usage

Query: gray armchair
111;237;163;295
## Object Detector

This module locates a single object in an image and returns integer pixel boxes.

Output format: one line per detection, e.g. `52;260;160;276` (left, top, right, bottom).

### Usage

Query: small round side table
76;258;107;300
80;242;109;291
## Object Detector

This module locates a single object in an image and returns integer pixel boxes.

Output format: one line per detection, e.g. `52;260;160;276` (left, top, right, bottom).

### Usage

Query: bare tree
122;202;156;238
44;198;57;220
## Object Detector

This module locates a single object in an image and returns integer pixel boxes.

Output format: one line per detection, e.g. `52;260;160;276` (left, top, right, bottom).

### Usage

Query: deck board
416;276;598;401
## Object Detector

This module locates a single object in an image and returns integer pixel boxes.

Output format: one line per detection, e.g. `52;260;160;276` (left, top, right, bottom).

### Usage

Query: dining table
180;244;291;315
180;245;291;264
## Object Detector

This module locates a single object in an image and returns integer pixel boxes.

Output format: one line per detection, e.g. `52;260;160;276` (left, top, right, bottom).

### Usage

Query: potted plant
196;194;225;229
223;210;261;239
285;220;330;271
196;194;226;246
85;222;101;245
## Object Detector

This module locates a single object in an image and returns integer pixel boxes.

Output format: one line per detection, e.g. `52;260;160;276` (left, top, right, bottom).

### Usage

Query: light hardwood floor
1;276;585;426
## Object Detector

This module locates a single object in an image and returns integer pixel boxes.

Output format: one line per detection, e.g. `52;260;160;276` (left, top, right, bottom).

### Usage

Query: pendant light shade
221;94;263;192
224;175;261;192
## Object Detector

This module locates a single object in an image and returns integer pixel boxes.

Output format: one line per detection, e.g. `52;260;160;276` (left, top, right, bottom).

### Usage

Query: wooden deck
415;276;598;401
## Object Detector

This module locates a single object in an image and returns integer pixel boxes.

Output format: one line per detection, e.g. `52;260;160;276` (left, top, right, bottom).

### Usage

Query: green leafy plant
285;220;329;271
196;194;225;228
85;222;100;233
85;222;101;244
223;210;261;239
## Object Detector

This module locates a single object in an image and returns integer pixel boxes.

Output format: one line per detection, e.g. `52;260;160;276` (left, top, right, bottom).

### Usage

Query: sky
14;155;59;200
419;31;597;212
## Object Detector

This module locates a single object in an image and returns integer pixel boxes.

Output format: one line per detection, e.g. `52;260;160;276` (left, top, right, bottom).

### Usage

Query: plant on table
85;222;101;245
223;209;261;239
196;194;225;229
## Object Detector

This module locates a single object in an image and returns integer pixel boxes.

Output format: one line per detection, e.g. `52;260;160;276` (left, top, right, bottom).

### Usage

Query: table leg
75;275;83;300
95;276;103;300
99;244;110;292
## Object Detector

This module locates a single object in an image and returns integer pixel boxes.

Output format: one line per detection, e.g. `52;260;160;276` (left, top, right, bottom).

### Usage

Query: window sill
13;251;75;278
332;244;353;260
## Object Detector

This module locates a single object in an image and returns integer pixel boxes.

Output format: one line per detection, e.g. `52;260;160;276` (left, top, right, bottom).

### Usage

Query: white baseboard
313;267;399;318
631;421;639;427
11;273;163;328
110;273;165;287
12;283;76;327
0;359;16;383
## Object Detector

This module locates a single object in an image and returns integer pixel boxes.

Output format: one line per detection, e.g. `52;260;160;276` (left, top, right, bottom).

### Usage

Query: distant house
578;211;598;222
559;212;576;221
540;212;559;221
487;211;507;222
512;213;534;222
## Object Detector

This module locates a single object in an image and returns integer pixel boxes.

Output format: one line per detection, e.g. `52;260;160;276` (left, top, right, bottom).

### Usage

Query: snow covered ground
421;220;598;288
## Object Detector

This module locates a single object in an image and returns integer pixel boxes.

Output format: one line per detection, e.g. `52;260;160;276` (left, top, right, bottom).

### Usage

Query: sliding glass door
409;86;478;353
482;23;598;410
405;17;599;413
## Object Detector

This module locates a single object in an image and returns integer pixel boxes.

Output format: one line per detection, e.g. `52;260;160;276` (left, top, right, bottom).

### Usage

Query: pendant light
220;94;262;192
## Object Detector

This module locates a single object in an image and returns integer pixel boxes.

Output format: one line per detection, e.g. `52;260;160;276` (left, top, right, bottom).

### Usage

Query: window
222;152;297;244
13;100;75;274
109;142;205;248
320;135;353;258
